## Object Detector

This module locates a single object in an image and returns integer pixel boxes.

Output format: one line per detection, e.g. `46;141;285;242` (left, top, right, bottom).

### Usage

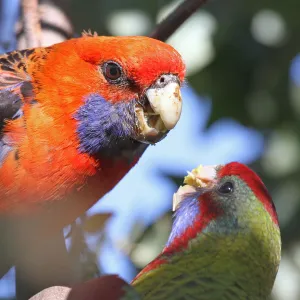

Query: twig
150;0;208;42
22;0;42;48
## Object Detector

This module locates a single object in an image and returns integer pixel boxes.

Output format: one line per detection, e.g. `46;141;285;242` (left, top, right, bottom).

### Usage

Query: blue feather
166;194;200;247
74;93;140;157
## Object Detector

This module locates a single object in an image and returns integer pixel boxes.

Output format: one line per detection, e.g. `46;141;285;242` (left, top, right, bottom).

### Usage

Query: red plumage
0;35;185;295
0;35;185;231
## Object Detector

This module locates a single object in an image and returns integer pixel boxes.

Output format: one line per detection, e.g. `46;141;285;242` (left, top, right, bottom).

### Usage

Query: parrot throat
75;93;147;162
164;193;223;255
132;194;220;282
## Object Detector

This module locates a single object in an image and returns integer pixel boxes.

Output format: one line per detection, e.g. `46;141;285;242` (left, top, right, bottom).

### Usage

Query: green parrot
131;162;281;300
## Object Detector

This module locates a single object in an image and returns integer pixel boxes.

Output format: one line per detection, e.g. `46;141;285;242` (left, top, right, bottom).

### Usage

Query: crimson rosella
0;32;185;294
0;33;185;224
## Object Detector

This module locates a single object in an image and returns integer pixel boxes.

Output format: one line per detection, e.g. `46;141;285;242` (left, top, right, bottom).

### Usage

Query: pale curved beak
173;165;218;211
145;81;182;130
135;76;182;144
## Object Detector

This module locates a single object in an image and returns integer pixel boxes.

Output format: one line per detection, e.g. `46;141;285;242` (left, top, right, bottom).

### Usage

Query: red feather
132;256;167;282
0;36;185;229
162;193;223;256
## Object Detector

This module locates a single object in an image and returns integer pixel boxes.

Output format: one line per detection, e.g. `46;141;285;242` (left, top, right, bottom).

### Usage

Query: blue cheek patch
166;195;200;247
74;93;137;155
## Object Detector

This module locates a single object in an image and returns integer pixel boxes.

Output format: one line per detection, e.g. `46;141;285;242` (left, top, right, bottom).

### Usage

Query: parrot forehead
74;36;186;87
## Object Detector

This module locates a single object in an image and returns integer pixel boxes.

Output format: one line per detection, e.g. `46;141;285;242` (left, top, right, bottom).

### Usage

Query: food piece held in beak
184;165;218;188
173;164;218;211
135;74;182;144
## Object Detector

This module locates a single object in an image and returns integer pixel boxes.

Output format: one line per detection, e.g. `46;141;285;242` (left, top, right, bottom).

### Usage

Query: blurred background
0;0;299;299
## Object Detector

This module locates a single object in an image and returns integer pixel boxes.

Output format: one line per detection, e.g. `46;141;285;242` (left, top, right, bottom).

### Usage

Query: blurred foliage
83;213;113;234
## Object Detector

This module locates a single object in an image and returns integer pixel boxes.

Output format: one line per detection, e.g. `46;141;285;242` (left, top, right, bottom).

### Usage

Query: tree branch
22;0;41;48
150;0;208;42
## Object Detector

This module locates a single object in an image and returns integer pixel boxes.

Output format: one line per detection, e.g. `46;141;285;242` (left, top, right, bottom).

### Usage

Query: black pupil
218;181;234;194
109;66;118;76
106;63;120;80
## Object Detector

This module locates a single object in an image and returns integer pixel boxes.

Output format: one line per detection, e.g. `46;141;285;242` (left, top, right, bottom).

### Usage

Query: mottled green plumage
132;163;281;300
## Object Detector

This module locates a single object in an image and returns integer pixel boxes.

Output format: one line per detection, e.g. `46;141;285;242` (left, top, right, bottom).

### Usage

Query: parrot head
33;34;186;158
132;162;281;298
168;162;280;252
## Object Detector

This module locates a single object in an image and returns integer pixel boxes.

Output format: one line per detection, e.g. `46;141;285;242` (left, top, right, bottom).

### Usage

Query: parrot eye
103;62;123;83
217;181;234;194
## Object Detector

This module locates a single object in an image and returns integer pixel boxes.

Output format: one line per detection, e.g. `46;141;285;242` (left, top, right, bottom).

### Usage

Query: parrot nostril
155;74;179;89
160;76;165;84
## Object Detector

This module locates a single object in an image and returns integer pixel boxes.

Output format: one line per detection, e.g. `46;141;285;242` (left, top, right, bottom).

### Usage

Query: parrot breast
133;223;281;300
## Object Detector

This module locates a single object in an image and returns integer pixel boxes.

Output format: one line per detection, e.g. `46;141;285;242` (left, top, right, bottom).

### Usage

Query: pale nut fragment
184;165;217;188
173;165;218;211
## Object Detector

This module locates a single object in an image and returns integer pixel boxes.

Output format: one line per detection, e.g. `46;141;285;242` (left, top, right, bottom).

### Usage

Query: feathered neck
132;193;218;282
163;192;223;255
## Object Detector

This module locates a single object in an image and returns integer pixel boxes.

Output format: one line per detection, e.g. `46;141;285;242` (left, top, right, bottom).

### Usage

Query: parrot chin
134;77;182;144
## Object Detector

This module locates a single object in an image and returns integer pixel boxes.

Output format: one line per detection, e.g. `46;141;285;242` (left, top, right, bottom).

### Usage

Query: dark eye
103;62;122;82
218;181;234;194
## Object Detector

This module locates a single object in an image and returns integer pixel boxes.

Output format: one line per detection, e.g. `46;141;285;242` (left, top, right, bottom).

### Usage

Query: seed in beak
172;165;218;211
184;165;217;188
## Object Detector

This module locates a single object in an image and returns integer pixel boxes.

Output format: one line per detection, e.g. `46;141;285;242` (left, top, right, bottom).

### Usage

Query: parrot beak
172;165;218;211
135;75;182;144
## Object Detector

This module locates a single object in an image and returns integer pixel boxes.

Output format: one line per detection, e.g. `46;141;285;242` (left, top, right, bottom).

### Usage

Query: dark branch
150;0;208;42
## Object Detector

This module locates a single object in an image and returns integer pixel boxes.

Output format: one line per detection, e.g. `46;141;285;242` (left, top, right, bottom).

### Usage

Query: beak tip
162;112;181;130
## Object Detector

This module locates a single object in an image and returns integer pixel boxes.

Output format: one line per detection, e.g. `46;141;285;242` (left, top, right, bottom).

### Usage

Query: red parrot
0;33;185;297
0;33;185;225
